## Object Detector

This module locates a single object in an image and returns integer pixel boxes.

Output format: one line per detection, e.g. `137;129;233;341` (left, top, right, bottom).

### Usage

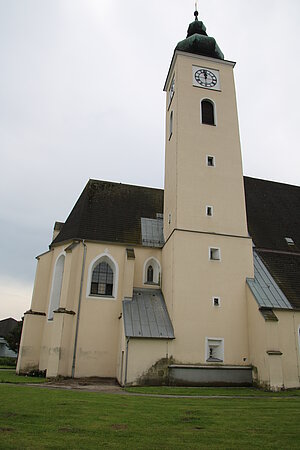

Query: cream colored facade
17;18;300;390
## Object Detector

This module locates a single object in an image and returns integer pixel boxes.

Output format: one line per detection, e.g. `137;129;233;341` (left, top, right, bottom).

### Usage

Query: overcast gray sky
1;0;299;320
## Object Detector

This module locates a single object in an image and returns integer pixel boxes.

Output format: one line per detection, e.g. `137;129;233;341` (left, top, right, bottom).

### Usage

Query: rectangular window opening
207;155;215;167
206;206;213;217
206;338;224;362
213;297;220;307
209;247;220;261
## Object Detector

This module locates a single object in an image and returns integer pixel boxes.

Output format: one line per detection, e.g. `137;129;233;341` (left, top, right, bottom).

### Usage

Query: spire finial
194;1;199;20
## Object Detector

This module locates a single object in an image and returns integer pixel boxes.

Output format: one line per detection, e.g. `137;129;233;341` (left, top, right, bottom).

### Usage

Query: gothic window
201;99;215;125
90;261;114;296
48;254;65;320
144;258;161;285
147;265;154;283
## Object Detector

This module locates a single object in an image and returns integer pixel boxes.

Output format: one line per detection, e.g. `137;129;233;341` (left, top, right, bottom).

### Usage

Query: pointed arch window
48;254;65;320
87;254;118;299
91;261;113;296
144;258;161;285
201;99;215;125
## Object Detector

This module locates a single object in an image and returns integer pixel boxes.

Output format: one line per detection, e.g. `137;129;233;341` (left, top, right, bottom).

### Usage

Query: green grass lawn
125;385;300;397
0;384;299;449
0;369;48;384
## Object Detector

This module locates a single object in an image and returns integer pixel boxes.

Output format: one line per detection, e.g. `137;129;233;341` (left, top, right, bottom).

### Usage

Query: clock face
194;69;217;88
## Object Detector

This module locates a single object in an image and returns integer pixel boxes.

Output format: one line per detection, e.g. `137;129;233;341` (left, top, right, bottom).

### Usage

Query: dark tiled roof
52;180;163;246
244;177;300;252
244;177;300;310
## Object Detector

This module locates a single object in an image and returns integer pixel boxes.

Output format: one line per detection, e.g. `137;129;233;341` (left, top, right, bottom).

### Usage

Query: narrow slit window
201;100;215;125
207;155;215;167
206;206;213;217
169;111;173;139
213;297;220;307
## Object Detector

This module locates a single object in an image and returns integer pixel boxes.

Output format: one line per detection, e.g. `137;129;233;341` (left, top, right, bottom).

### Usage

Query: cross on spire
194;1;199;20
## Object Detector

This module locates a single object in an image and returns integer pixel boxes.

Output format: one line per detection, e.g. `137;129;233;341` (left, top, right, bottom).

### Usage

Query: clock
192;66;220;90
195;69;217;88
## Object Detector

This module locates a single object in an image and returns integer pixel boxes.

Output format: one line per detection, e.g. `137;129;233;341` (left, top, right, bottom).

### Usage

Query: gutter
71;240;87;378
124;337;130;386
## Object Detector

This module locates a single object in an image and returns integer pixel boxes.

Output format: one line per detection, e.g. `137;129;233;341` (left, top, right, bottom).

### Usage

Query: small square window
209;247;221;261
206;206;213;217
207;155;215;167
213;297;220;307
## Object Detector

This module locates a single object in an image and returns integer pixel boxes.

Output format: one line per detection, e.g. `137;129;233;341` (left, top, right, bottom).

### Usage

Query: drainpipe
124;337;130;386
71;240;87;378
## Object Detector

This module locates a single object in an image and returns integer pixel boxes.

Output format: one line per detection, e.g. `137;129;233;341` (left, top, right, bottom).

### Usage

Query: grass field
0;384;299;449
0;369;47;384
125;385;300;397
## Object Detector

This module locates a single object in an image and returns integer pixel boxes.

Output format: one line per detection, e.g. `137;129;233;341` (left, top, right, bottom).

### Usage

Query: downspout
71;240;87;378
124;337;130;386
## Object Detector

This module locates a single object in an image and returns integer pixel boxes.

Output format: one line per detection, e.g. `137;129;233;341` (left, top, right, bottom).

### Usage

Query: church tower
162;10;254;368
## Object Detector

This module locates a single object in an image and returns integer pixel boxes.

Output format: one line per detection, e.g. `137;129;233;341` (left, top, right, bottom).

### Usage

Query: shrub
0;357;17;367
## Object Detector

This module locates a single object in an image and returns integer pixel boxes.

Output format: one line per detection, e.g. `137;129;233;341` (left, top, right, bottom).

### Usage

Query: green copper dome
175;11;224;60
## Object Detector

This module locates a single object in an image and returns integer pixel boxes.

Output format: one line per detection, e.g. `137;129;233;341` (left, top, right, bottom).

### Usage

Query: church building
17;10;300;390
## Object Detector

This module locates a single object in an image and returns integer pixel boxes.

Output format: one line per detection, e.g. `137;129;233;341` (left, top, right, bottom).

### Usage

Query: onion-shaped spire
175;8;224;60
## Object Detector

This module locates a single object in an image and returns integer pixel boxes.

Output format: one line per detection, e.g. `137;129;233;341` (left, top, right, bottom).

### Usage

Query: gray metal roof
247;251;292;309
141;217;164;248
122;288;174;339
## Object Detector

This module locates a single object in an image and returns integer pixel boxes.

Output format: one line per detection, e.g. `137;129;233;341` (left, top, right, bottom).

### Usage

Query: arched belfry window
48;253;65;320
201;99;215;125
91;261;113;296
144;258;161;285
147;265;154;283
87;254;118;299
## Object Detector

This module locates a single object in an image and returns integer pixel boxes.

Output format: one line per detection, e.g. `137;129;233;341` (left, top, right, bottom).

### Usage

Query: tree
6;318;23;354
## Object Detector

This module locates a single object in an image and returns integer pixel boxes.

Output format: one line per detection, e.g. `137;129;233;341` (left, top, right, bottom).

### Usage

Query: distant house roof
0;318;18;338
122;288;175;339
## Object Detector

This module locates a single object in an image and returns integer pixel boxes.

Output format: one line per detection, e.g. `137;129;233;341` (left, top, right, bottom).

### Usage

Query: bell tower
162;9;254;366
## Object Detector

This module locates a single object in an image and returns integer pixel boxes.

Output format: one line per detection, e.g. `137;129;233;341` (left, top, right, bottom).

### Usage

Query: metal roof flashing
163;50;236;92
246;251;292;310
